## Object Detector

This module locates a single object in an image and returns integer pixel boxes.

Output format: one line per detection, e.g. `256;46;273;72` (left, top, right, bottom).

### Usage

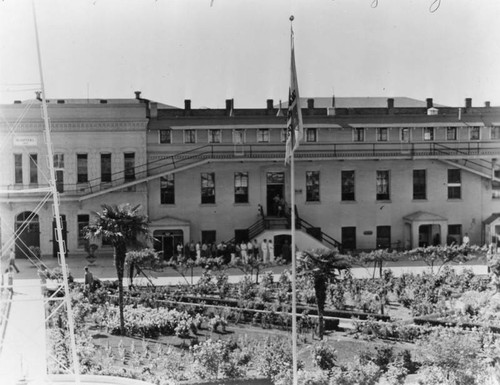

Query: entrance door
266;172;284;216
418;224;441;247
15;212;40;259
52;215;68;258
153;230;184;261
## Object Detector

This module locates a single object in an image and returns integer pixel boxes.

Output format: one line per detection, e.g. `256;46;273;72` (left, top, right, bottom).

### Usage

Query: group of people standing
170;238;291;265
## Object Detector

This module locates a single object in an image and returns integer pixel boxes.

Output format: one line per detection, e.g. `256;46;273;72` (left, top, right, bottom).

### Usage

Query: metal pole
291;151;298;385
32;1;81;381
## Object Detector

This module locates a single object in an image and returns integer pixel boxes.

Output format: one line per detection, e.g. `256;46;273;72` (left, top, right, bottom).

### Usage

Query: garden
45;243;500;385
43;204;500;385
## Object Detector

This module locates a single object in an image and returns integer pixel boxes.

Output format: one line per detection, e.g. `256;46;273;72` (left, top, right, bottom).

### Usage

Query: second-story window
160;174;175;204
341;170;355;201
184;129;196;144
124;152;135;181
159;129;172;144
423;127;434;141
201;172;216;204
306;128;317;142
233;129;245;144
376;170;390;200
257;128;269;143
413;169;426;200
401;128;410;142
447;169;461;199
446;127;457;141
54;153;64;169
234;172;248;203
208;129;221;143
469;126;480;140
77;154;88;183
101;153;112;183
491;126;500;140
353;128;365;142
377;127;388;142
14;154;22;184
306;171;320;202
29;154;38;185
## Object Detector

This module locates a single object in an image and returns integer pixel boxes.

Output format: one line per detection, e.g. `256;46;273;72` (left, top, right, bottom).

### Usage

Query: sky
0;0;499;109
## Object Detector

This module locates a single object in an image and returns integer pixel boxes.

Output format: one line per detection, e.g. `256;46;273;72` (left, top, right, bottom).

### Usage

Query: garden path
0;279;47;385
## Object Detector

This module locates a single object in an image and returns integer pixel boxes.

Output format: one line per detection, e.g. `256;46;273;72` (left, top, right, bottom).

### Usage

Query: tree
298;248;351;339
85;203;152;335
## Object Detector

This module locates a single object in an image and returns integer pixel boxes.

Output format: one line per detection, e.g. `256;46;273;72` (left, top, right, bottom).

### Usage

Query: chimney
387;98;394;109
134;91;141;99
426;98;433;108
485;101;491;108
149;102;158;119
331;95;336;108
14;100;22;104
184;99;191;111
35;91;42;101
465;98;472;108
226;99;234;116
307;98;314;109
267;99;274;110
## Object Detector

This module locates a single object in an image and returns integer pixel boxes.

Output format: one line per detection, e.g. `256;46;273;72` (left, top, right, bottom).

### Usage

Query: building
0;93;152;259
1;94;499;259
142;96;500;257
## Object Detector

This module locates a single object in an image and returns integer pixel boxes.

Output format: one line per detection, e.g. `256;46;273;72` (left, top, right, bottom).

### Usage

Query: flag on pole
285;31;303;165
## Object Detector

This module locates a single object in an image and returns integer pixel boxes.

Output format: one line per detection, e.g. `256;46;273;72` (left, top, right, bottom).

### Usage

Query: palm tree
85;203;151;335
298;248;351;339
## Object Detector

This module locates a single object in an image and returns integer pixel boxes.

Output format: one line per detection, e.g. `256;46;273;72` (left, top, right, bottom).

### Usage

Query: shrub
313;340;337;371
256;336;303;382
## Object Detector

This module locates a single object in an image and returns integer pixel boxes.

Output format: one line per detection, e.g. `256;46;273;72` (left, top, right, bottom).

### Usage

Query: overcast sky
0;0;499;108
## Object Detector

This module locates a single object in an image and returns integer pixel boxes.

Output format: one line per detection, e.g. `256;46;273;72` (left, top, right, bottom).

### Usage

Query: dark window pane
413;169;426;200
341;170;355;201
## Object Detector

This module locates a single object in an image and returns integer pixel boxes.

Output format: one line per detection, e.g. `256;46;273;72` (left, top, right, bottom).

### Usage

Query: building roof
403;211;447;222
277;97;446;109
484;213;500;225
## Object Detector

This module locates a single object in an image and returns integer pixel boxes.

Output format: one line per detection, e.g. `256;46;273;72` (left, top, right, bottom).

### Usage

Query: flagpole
289;15;298;385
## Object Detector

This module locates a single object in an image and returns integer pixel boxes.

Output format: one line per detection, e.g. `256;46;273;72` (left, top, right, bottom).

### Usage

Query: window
77;214;90;249
446;127;457;140
159;129;172;144
124;153;135;181
201;172;215;204
184;129;196;144
413;169;426;200
14;154;22;184
160;174;175;204
281;128;287;143
101;153;112;183
306;171;320;202
447;224;462;245
77;154;88;183
233;129;245;144
423;127;434;141
447;169;461;199
234;172;249;203
353;128;365;142
29;154;38;184
341;170;355;201
341;227;356;251
55;170;64;193
401;128;410;142
376;226;391;249
257;128;270;143
376;170;390;200
54;153;64;168
491;126;500;140
306;128;317;142
470;126;480;140
201;230;216;245
208;129;221;143
377;127;388;142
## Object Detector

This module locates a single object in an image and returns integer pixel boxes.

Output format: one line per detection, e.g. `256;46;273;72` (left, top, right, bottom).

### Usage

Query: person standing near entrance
9;248;20;273
84;266;94;294
463;233;470;246
261;239;269;262
268;240;275;263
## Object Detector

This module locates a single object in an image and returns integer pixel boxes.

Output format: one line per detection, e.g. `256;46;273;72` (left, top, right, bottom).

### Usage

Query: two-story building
0;93;153;259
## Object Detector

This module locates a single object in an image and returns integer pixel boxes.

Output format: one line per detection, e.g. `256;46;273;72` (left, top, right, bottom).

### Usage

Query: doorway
266;172;284;216
15;211;40;259
418;224;441;247
153;229;184;262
